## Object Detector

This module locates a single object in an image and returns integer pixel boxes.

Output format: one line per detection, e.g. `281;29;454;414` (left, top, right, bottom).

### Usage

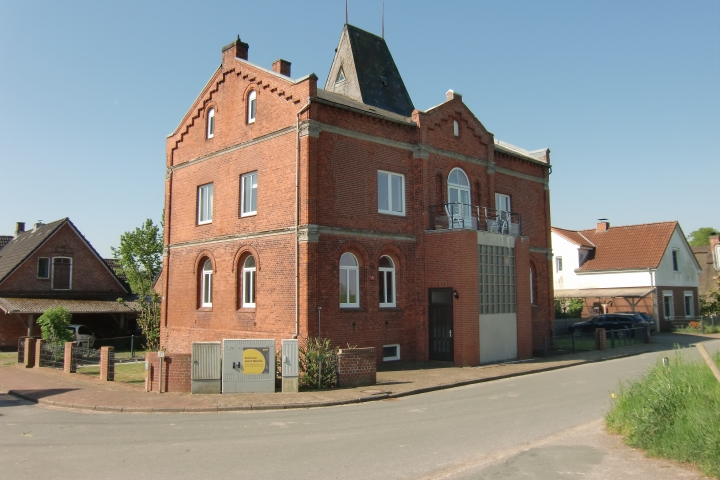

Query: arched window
339;252;359;308
247;91;257;124
201;259;213;307
447;168;471;228
242;255;256;307
379;256;396;307
453;120;459;137
207;108;215;139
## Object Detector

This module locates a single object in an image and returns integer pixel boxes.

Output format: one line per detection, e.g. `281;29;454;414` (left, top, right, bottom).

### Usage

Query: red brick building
0;219;137;349
160;25;554;366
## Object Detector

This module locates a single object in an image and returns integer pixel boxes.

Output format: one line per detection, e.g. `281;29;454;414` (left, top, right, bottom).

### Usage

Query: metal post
611;330;616;349
572;334;576;354
157;351;164;393
130;335;135;358
318;353;323;390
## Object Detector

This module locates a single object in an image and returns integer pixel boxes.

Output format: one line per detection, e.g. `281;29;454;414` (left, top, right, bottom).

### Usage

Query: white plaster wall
577;270;654;289
654;228;700;287
479;313;517;364
550;232;581;290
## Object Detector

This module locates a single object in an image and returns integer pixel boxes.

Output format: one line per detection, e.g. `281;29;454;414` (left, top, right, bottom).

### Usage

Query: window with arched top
247;91;257;124
207;108;215;139
453;120;459;137
379;256;396;307
242;255;256;307
201;259;213;307
339;252;359;308
447;168;471;228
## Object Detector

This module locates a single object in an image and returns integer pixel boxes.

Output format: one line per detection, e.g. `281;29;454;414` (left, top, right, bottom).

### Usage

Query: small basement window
383;344;400;362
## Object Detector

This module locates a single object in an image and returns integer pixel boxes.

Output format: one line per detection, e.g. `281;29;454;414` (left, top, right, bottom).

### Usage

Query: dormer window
335;67;346;83
207;108;215;139
247;91;257;124
453;120;459;137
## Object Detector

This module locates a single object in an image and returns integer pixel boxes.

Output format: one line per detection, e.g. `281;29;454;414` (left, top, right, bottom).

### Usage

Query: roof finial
382;2;385;38
345;0;348;24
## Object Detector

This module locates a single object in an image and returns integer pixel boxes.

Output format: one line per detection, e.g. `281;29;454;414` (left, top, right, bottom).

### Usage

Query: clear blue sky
1;0;718;256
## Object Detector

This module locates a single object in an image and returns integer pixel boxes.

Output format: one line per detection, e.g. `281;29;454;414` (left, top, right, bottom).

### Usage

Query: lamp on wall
453;289;459;299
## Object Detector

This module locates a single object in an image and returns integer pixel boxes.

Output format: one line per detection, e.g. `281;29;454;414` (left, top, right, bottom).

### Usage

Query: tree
37;306;75;344
687;227;719;246
700;274;720;318
112;219;163;351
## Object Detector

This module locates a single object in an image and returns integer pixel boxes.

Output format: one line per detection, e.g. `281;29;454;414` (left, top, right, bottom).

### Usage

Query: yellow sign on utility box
222;339;276;393
242;347;269;374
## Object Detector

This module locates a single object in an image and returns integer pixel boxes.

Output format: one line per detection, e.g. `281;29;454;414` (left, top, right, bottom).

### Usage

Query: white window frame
241;172;258;217
672;249;679;272
495;193;511;214
447;168;471;228
242;256;256;308
201;259;213;308
684;291;694;318
247;91;256;124
207;108;215;139
51;256;72;290
339;253;359;308
37;257;50;279
453;120;459;137
379;256;396;308
663;291;674;320
556;256;563;272
198;183;213;225
335;67;346;83
377;171;405;216
383;344;401;362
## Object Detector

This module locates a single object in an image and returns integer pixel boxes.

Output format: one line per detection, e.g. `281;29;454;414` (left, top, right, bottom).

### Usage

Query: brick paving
1;333;717;413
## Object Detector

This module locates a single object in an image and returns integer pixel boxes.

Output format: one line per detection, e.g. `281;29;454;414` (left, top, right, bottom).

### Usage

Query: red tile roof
554;221;678;272
551;227;595;248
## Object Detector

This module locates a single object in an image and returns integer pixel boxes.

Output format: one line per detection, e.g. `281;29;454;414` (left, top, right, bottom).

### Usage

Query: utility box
222;339;276;394
281;339;299;393
191;342;221;394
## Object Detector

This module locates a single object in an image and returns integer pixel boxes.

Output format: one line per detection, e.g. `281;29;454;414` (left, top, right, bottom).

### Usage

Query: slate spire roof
324;24;415;117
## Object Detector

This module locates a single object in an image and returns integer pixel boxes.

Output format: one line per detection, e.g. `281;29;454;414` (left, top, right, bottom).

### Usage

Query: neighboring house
158;24;554;366
552;221;701;332
691;234;720;301
0;236;12;250
0;219;138;348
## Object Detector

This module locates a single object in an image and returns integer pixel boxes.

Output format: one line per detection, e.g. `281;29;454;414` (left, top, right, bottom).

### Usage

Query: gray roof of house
0;236;12;250
0;219;66;283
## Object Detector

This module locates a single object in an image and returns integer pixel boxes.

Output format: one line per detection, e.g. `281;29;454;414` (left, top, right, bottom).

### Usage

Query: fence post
130;335;135;358
99;346;115;381
24;338;36;368
572;334;576;354
610;330;616;349
35;339;45;367
64;342;76;373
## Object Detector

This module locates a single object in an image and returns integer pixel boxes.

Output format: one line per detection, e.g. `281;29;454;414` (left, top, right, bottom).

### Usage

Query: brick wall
146;352;191;393
337;347;376;388
0;311;34;349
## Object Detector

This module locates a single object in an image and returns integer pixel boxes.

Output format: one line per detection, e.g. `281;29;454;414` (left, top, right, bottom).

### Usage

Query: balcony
429;203;523;236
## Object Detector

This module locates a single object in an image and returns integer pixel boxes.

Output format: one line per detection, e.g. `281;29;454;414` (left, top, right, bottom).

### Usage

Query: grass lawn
77;362;146;385
0;351;17;366
606;349;720;478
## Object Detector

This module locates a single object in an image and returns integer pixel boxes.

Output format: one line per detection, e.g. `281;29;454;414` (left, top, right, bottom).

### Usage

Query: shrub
606;349;720;477
298;337;338;389
37;306;75;344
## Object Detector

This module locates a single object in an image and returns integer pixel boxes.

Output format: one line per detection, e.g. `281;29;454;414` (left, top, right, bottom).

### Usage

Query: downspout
163;163;174;342
294;98;312;339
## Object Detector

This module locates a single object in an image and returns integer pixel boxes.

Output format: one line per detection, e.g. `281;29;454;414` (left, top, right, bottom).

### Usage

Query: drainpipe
294;98;312;339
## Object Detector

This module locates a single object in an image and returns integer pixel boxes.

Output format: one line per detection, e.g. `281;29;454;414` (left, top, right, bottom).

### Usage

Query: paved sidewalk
1;333;718;413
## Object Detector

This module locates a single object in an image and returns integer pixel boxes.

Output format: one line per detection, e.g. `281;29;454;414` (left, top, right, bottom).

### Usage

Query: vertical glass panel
379;272;386;304
386;271;393;303
391;175;402;212
339;270;348;304
348;271;357;305
250;174;257;212
378;172;389;211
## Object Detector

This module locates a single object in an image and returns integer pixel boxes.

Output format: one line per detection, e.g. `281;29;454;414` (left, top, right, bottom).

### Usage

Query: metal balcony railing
429;203;523;236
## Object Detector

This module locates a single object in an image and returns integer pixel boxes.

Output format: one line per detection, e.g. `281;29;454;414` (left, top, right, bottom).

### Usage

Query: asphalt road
1;341;717;480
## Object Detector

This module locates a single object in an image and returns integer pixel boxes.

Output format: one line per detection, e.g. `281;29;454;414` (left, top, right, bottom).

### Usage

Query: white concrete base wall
480;313;517;364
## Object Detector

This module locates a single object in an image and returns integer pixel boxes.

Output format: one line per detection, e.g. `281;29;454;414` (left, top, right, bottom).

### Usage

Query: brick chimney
710;234;719;249
596;220;610;232
222;35;249;65
272;59;291;77
15;222;25;236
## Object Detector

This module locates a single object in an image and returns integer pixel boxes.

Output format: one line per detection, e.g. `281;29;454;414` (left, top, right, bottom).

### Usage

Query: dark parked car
568;314;650;337
619;311;656;333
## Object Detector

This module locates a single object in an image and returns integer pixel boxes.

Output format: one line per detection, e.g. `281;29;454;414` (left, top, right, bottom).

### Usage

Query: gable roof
324;24;415;117
0;219;66;283
555;221;680;272
0;218;128;293
551;227;595;249
0;235;12;250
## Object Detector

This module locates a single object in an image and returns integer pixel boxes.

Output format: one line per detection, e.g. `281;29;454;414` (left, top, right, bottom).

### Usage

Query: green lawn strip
606;349;720;478
0;351;17;366
77;362;145;385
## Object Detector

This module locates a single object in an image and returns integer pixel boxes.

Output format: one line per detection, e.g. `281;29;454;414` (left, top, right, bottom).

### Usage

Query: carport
554;287;655;315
